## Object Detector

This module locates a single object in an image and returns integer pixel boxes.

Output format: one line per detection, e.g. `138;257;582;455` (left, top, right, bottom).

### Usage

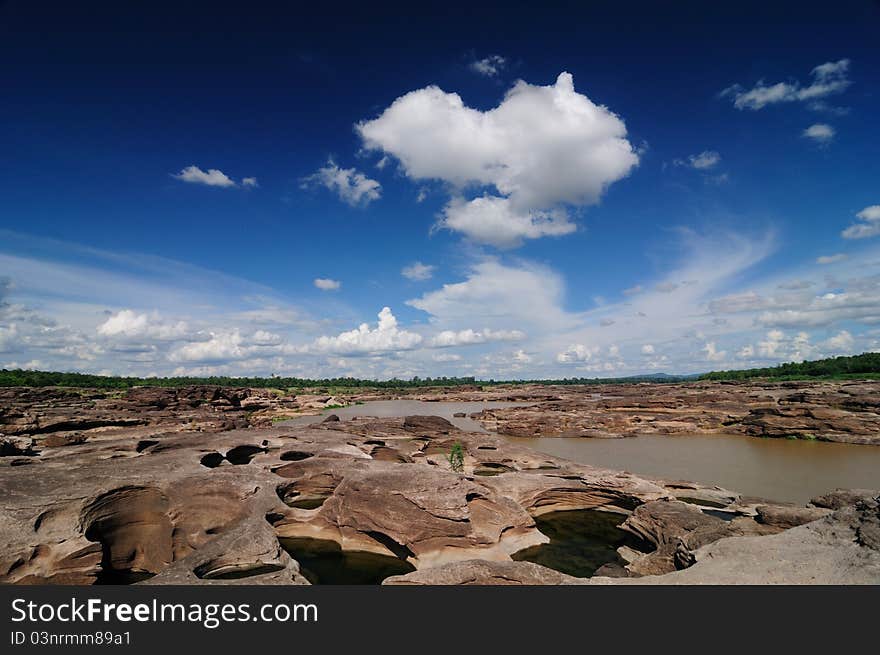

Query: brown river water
284;400;880;504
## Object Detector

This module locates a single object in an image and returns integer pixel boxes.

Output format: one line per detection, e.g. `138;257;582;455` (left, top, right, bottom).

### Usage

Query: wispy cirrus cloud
172;165;256;188
674;150;721;170
721;59;851;111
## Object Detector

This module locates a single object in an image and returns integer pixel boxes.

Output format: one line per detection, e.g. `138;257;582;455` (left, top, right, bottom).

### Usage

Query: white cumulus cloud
170;330;244;362
357;72;638;247
826;330;854;352
401;261;435;281
802;123;835;143
312;307;422;354
97;310;190;340
556;343;600;363
440;196;576;248
314;278;341;291
430;327;525;348
703;341;726;362
469;55;506;77
302;159;381;207
172;165;238;188
842;205;880;240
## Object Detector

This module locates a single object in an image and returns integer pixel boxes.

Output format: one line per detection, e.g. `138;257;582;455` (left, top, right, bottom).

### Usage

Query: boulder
755;504;832;529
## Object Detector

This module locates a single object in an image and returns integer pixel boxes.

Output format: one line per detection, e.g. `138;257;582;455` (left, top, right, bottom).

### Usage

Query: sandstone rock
403;415;454;434
592;493;880;584
273;462;547;568
0;435;35;456
384;559;576;585
472;380;880;445
755;504;832;529
811;488;879;510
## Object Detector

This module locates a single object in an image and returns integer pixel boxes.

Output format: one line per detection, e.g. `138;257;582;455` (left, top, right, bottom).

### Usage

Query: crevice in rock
225;445;267;465
364;530;415;560
278;537;415;584
200;452;225;468
279;450;313;462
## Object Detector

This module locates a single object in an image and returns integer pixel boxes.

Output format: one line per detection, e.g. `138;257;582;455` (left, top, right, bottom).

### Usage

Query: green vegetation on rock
446;442;465;473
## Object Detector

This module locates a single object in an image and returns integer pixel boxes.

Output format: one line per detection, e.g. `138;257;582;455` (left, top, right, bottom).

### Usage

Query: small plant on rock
447;441;465;473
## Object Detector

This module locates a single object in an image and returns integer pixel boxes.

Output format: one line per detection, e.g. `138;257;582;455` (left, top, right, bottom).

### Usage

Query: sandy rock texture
472;380;880;445
1;384;878;585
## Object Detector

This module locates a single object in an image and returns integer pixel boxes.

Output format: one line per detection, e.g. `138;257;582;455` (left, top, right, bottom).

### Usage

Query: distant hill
700;352;880;381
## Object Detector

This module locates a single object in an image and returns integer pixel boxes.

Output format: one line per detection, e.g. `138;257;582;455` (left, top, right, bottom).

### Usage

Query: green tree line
0;369;693;389
699;352;880;380
3;353;876;389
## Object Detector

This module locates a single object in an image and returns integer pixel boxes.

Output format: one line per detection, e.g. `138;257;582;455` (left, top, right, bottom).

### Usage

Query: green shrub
446;442;465;473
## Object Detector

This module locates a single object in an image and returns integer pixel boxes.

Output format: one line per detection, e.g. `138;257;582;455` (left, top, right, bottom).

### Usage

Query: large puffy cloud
357;72;638;247
170;331;245;362
430;328;525;348
97;310;190;340
556;343;600;363
301;159;381;207
312;307;422;354
842;205;880;240
721;59;851;110
440;196;575;248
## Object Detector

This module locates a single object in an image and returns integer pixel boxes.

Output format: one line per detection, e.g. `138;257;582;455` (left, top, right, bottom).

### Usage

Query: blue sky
1;1;879;378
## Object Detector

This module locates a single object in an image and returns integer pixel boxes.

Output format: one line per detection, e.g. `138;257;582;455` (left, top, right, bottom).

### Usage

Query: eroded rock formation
472;380;880;444
1;383;879;585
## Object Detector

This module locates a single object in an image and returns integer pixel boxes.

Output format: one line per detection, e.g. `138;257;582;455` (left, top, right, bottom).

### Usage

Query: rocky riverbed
1;382;878;585
470;379;880;445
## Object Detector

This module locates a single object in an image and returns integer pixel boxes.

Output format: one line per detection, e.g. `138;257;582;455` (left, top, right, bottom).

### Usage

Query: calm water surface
280;399;530;432
283;400;880;504
505;433;880;504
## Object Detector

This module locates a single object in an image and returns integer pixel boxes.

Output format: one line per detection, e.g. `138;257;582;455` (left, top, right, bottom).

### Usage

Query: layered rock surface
472;380;880;445
1;383;878;585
